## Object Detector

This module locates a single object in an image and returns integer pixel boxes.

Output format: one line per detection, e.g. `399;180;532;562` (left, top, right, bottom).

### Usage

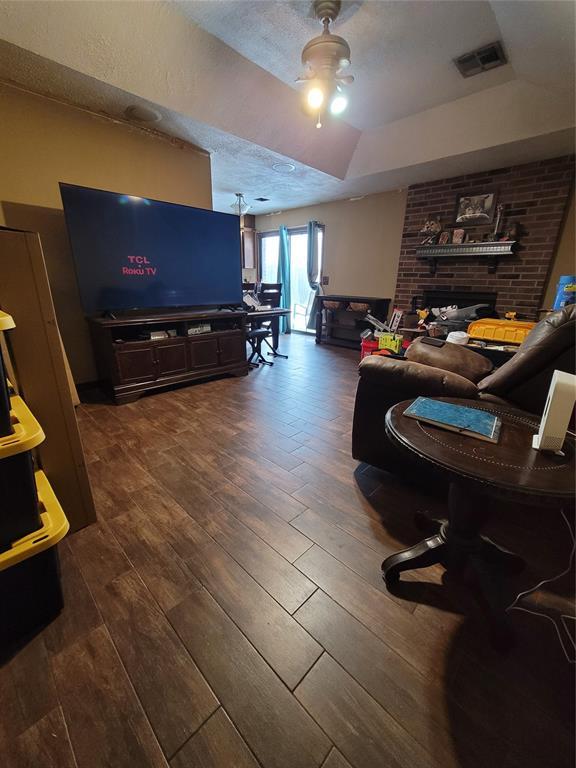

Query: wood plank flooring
2;333;573;768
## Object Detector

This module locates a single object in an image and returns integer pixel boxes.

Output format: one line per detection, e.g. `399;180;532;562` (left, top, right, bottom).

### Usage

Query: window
257;225;324;332
260;232;280;283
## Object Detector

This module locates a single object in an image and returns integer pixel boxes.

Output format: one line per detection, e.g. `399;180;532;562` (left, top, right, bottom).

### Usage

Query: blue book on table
404;397;502;443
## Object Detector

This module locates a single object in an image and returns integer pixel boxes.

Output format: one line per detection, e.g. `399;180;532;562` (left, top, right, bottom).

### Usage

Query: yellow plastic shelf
0;470;69;572
0;310;15;332
0;394;45;459
467;318;535;345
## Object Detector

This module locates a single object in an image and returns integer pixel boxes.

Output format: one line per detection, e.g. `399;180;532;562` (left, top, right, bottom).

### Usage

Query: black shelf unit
315;295;390;349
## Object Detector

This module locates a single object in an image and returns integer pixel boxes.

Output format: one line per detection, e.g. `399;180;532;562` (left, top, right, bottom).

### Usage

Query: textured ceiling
0;0;573;215
177;0;516;130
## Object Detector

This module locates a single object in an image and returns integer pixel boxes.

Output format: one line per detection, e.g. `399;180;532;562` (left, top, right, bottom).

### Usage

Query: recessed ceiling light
254;197;270;202
272;162;296;174
124;105;162;123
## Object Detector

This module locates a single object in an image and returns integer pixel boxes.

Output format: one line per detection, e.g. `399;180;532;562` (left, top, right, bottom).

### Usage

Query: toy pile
360;309;404;359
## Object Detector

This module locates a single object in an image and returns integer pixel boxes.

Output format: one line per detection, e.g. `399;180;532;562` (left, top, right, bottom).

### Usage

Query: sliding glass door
260;233;280;283
258;226;323;332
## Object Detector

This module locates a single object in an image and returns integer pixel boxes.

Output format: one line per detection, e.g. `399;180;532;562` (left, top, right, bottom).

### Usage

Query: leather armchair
352;305;576;473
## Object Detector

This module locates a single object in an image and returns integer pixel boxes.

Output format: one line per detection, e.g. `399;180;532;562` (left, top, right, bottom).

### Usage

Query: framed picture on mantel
454;189;498;226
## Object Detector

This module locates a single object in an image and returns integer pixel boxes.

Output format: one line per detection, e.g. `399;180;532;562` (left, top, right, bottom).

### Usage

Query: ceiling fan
297;0;354;127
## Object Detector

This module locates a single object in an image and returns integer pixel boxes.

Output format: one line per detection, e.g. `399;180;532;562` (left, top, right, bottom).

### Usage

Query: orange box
467;318;535;345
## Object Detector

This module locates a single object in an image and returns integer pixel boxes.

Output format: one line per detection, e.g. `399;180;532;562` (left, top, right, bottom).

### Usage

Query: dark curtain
306;220;322;330
277;225;291;333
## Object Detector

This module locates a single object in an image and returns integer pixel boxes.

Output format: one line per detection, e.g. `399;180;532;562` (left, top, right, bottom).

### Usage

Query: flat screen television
59;183;243;315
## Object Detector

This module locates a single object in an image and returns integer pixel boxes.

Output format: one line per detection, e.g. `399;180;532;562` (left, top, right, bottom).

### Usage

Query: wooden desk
246;308;290;353
382;397;575;648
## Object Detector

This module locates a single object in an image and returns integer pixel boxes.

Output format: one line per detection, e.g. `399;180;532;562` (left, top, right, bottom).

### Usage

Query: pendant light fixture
296;0;354;128
230;192;250;217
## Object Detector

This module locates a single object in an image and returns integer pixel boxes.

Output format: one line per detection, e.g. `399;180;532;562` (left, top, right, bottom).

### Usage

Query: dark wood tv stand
88;309;248;404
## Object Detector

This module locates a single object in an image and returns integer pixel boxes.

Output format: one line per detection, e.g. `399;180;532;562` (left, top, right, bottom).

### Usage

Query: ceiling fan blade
336;75;355;85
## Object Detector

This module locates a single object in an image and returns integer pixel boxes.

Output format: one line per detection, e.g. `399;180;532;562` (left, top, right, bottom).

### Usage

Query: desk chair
247;327;273;368
257;283;282;307
258;283;288;360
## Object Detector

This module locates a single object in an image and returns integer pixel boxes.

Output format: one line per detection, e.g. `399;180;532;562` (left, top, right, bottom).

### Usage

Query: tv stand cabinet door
188;337;219;370
219;332;246;365
156;339;188;377
115;346;156;383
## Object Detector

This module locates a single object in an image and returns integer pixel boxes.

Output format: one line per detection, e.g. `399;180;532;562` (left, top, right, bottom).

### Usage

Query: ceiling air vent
254;197;270;202
454;41;507;78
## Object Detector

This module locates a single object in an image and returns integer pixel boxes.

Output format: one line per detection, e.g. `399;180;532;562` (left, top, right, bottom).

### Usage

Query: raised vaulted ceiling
177;0;517;131
0;0;573;213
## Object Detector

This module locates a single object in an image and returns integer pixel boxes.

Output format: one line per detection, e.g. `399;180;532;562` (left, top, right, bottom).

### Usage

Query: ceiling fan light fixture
306;85;325;110
330;93;348;115
296;0;354;127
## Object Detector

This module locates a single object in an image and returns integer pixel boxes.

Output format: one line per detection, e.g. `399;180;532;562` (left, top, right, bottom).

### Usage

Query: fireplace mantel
416;240;518;275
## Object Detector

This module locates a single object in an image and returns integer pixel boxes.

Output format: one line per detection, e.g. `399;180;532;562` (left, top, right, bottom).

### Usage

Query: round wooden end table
382;398;575;647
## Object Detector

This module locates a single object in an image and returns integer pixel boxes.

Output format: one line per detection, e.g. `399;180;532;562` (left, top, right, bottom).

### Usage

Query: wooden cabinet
241;228;256;269
188;337;219;369
219;332;246;365
116;345;156;383
90;310;248;403
156;339;188;377
241;214;256;269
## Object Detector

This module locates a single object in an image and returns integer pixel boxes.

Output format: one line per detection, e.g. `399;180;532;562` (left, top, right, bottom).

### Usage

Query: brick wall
393;155;575;318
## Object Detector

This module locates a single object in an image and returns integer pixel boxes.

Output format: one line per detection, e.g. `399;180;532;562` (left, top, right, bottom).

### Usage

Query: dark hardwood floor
1;333;573;768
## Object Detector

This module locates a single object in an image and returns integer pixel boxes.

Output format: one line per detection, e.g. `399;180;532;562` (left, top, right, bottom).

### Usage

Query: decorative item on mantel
454;189;498;226
490;203;504;241
416;195;521;276
419;215;443;245
500;220;521;242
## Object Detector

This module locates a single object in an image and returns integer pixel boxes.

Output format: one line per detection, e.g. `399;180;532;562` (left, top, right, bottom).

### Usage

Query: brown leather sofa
352;305;576;473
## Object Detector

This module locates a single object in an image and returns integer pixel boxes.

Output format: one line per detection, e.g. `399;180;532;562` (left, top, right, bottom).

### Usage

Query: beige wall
543;191;575;309
0;83;212;383
255;190;407;299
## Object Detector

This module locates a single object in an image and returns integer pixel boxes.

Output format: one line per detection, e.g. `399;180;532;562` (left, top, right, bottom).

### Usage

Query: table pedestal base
382;483;525;648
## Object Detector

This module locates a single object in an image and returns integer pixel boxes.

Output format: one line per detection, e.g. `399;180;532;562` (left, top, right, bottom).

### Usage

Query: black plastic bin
0;452;41;552
0;469;68;650
0;545;63;648
0;345;11;438
0;393;45;552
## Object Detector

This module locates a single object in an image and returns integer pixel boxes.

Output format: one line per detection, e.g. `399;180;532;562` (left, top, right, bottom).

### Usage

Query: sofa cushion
358;356;479;398
405;336;493;383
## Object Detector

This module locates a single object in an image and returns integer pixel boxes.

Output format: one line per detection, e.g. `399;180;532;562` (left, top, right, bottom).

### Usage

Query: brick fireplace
393;155;574;319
